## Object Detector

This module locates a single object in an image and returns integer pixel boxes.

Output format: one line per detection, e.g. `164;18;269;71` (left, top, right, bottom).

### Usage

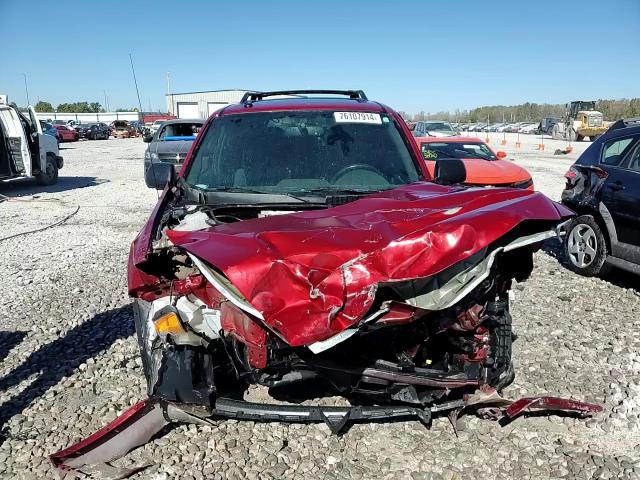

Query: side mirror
145;162;174;189
496;151;507;159
434;159;466;185
143;135;153;143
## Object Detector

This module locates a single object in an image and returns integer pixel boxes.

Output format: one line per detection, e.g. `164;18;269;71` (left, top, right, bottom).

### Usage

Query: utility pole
104;90;109;111
129;53;144;116
23;74;30;106
166;72;171;115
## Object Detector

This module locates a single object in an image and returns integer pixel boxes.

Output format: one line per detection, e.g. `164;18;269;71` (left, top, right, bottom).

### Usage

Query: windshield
424;122;454;132
185;110;420;194
159;122;202;140
420;141;496;161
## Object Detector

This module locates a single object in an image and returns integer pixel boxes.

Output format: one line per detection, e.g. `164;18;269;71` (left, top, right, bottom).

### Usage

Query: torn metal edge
308;228;557;353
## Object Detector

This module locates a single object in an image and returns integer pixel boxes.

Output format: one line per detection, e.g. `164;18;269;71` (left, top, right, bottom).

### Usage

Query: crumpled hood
167;183;572;346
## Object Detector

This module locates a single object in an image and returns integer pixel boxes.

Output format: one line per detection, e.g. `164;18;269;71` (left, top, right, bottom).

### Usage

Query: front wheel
563;215;610;276
36;154;59;186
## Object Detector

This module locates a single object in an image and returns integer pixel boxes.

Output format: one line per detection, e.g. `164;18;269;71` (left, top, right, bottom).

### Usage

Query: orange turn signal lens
154;312;185;335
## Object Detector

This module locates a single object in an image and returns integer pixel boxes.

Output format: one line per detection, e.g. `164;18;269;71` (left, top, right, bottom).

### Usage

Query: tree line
33;101;139;113
401;98;640;123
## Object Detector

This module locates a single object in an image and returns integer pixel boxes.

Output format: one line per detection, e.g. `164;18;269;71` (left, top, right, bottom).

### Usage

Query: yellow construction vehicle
552;101;609;141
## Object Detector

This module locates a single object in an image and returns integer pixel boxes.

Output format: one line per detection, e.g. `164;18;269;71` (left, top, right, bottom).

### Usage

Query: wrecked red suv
126;90;590;427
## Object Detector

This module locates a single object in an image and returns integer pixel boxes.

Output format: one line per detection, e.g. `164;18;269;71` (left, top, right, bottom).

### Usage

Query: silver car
143;119;203;186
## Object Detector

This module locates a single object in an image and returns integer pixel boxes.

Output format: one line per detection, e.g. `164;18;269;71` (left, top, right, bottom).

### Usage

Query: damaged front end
51;183;605;477
122;182;590;415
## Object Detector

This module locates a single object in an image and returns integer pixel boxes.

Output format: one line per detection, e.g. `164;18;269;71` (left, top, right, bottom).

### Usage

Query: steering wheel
330;164;387;185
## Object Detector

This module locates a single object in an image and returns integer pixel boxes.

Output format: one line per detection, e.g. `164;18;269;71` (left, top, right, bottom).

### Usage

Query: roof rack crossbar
241;89;368;103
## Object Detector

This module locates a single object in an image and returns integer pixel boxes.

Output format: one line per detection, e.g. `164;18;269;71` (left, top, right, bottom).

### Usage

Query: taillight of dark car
564;168;578;182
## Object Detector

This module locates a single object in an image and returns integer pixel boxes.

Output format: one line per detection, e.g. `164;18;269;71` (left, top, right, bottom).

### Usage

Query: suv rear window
185;111;420;194
601;137;637;166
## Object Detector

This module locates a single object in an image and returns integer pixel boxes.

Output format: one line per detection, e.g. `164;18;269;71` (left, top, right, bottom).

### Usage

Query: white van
0;99;63;185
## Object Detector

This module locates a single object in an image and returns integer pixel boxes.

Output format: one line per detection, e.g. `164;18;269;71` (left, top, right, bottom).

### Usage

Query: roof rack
241;89;368;103
609;117;640;132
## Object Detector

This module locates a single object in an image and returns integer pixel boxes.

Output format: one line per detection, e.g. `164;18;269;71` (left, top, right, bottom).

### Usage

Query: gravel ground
1;134;639;480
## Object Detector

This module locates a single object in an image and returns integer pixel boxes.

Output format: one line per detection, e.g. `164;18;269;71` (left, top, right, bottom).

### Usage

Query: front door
599;135;640;261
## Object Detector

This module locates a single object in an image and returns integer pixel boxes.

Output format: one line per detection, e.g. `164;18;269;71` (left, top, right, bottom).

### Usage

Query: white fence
34;111;140;123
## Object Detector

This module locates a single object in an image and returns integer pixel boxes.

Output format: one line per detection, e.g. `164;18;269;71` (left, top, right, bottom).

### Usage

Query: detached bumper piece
49;393;603;479
210;398;434;434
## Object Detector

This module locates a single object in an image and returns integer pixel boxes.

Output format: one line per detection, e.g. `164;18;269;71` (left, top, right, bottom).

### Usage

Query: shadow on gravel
543;238;639;293
0;305;134;440
0;176;107;198
0;331;27;362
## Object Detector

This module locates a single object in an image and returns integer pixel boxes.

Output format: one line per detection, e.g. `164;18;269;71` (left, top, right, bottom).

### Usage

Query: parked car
128;120;145;135
143;119;203;179
110;120;137;138
40;120;61;144
0;102;63;185
561;117;640;276
149;119;167;135
82;123;110;140
519;123;538;134
503;123;523;133
412;120;458;137
73;123;91;139
53;124;79;142
415;136;533;189
536;117;561;136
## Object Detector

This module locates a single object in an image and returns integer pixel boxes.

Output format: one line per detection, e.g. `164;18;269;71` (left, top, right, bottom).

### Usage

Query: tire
563;215;611;277
591;134;601;141
576;134;584;142
36;154;59;186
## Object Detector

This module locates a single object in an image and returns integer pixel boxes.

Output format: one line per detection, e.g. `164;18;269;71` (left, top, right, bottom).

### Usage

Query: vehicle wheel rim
567;224;598;268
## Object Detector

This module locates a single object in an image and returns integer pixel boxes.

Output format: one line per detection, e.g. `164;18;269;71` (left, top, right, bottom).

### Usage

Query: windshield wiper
198;186;313;204
298;186;388;196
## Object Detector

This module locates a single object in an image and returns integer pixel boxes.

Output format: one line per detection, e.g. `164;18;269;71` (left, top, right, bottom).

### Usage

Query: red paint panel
165;183;571;347
49;400;151;468
505;397;604;419
220;303;268;368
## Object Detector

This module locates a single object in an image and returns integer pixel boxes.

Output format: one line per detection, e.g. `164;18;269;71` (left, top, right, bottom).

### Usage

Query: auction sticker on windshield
334;112;382;124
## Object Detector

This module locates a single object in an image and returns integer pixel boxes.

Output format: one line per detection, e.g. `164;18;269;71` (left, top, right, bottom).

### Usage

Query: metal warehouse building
166;89;249;119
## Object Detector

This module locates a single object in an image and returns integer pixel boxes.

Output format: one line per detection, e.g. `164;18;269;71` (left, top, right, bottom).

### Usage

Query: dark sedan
143;119;202;183
78;123;110;140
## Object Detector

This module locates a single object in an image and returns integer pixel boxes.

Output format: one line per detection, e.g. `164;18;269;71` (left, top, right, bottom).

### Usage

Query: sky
1;0;638;114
